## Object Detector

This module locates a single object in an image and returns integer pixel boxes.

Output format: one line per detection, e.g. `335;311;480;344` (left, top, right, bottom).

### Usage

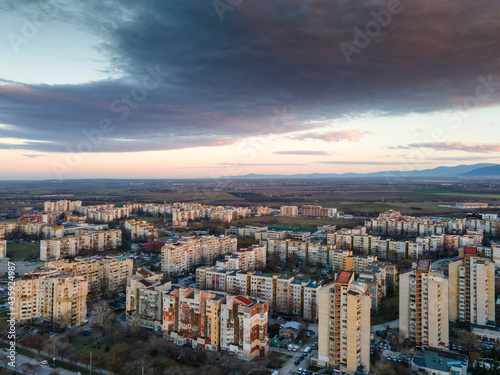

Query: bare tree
92;301;115;327
55;340;73;362
17;363;43;375
49;369;61;375
1;355;10;368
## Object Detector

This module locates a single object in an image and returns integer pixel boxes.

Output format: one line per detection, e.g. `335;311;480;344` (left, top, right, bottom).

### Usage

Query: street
0;352;75;375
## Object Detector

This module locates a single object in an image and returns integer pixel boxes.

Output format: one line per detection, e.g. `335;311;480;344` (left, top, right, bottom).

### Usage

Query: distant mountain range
228;163;500;179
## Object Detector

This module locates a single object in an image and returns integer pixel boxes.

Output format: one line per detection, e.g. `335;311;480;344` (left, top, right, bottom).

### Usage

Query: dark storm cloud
2;0;500;153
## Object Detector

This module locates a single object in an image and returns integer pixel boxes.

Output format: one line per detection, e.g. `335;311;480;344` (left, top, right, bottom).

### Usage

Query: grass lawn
6;242;39;261
371;290;399;326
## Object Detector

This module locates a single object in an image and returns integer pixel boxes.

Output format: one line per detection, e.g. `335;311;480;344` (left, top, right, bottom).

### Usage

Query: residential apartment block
126;270;269;361
0;240;6;258
124;219;159;241
44;200;82;213
365;215;499;237
399;260;449;349
161;236;237;276
316;271;371;373
265;239;329;266
196;268;321;322
22;255;132;298
40;229;122;260
280;205;298;217
301;205;337;218
448;247;495;326
12;269;88;327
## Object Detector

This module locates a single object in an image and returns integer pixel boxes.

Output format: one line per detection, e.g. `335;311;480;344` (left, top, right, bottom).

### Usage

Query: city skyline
1;1;500;179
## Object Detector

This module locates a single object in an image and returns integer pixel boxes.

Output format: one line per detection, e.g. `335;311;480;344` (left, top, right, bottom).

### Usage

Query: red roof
336;271;353;284
465;247;477;255
235;295;253;306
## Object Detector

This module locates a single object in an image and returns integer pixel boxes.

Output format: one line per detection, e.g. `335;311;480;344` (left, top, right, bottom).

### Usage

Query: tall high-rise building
316;271;371;373
399;260;449;349
12;270;88;327
0;240;6;258
448;247;495;326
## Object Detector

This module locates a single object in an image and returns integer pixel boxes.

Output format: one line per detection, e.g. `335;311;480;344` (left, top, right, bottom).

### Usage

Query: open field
1;179;500;220
418;190;500;199
6;242;39;261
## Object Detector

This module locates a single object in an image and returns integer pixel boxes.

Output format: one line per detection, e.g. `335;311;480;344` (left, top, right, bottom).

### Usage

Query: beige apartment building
124;219;159;241
0;240;6;258
40;229;122;260
13;270;88;327
399;260;449;349
265;239;329;267
44;200;82;213
448;247;495;326
161;236;237;276
316;271;371;373
126;268;167;330
126;270;269;361
41;255;132;297
280;205;298;217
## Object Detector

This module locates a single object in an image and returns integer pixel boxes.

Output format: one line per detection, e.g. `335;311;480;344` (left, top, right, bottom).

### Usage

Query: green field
6;242;39;261
416;190;500;199
336;202;403;213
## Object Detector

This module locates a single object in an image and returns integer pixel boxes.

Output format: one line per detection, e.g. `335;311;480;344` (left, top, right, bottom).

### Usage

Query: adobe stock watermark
7;2;57;54
7;261;17;369
194;106;295;200
213;0;246;22
196;106;295;199
443;74;500;130
340;0;407;64
385;73;500;190
51;66;169;179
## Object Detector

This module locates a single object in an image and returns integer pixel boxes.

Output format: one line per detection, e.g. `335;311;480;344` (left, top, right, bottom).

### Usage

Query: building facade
399;260;449;349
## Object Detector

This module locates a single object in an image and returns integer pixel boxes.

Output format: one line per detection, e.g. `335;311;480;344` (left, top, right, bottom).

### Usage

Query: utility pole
90;352;92;375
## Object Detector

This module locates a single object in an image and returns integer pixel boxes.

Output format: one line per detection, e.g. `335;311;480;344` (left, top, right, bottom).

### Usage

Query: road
0;352;75;375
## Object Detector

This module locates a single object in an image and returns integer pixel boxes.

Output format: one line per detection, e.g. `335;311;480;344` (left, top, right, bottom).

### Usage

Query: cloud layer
1;0;500;154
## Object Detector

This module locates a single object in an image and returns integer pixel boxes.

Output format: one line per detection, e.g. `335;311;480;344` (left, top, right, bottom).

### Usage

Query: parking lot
268;324;319;375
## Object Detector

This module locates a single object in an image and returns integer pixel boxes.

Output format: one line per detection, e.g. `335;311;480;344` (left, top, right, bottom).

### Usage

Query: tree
92;301;115;327
17;363;42;375
199;365;222;375
370;360;398;375
55;340;73;361
458;331;481;353
106;343;132;374
49;369;61;375
1;355;10;368
162;365;187;375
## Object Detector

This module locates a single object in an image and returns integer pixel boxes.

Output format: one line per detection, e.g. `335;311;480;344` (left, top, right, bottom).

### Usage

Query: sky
1;0;500;179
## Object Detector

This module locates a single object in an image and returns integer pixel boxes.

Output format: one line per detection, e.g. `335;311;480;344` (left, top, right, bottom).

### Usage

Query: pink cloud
404;141;500;153
292;129;372;142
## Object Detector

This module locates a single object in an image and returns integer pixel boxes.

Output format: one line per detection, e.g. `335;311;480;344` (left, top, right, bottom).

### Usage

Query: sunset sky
1;0;500;179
